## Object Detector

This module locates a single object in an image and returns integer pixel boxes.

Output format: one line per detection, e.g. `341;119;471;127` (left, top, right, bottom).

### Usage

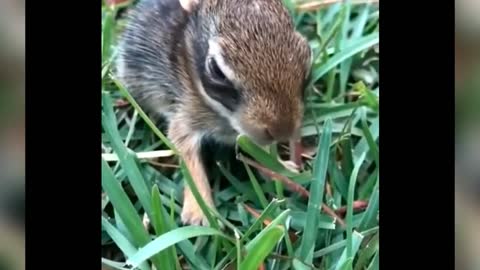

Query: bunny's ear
179;0;200;12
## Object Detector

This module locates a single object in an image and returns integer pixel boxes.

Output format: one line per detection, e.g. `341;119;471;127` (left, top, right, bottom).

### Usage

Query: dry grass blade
335;200;368;216
321;203;345;228
242;204;269;226
243;204;299;243
147;160;180;169
238;153;309;198
238;154;346;227
102;150;175;161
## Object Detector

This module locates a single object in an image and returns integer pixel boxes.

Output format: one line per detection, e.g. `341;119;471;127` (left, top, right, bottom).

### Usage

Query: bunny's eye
207;57;226;81
200;55;241;112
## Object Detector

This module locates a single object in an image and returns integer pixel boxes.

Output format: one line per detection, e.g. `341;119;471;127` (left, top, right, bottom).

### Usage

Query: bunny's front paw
181;198;210;226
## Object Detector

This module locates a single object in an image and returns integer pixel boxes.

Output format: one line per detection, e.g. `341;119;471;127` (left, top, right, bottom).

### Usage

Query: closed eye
202;57;241;112
207;57;226;82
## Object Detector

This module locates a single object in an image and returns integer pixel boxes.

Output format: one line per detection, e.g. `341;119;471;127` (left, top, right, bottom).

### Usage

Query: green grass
101;1;379;269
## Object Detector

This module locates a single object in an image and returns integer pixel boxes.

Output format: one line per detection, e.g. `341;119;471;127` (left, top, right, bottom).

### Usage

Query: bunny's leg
167;117;214;226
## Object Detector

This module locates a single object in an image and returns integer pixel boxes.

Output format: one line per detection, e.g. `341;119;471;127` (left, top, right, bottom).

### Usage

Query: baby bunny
115;0;312;226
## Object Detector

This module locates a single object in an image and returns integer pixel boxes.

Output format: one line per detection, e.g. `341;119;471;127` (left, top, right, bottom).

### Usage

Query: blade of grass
358;167;377;200
313;227;378;258
360;115;379;166
340;137;354;179
341;3;371;95
297;118;333;264
102;258;133;270
240;226;285;270
114;209;133;245
239;154;310;199
238;203;250;227
217;163;259;204
239;210;291;269
102;191;109;209
101;159;164;269
353;114;378;161
337;0;351;97
322;230;337;269
346;152;367;258
235;229;242;269
354;232;379;270
102;8;116;64
241;199;284;241
102;159;150;247
101;217;151;270
289;211;336;230
315;11;324;43
328;155;348;200
125;110;138;147
275;180;285;200
309;32;379;87
216;186;243;201
126;226;233;268
284;217;295;258
211;208;246;237
214;248;238;270
352;4;371;38
320;6;344;57
102;93;153;216
207;236;221;267
358;176;379;231
236;135;309;180
241;157;270;208
169;189;176;220
319;6;344;101
367;250;379;270
111;78;177;152
245;209;290;252
321;3;342;28
174;233;212;269
333;231;364;270
150;185;177;270
269;145;286;200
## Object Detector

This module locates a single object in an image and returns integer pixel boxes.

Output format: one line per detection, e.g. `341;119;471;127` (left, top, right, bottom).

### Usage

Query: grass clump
101;1;379;269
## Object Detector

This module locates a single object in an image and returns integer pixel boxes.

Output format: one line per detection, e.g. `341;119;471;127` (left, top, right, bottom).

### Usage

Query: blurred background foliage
456;0;480;269
0;0;25;270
